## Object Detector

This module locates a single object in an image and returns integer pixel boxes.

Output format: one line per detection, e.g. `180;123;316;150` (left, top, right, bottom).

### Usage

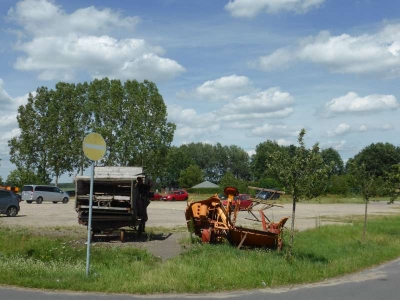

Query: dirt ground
1;199;399;259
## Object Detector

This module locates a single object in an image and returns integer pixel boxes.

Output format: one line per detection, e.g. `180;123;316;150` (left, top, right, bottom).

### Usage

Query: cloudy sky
1;0;399;182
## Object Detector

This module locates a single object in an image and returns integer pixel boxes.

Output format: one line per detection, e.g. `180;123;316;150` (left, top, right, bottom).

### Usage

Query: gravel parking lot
1;199;399;231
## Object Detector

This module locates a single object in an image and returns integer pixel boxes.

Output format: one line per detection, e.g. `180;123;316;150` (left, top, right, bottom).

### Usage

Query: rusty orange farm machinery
185;186;289;250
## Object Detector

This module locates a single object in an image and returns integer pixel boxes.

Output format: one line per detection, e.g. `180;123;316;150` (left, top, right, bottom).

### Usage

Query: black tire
62;197;69;204
172;197;176;201
27;201;32;204
184;197;188;201
36;197;43;204
6;206;18;217
53;201;57;204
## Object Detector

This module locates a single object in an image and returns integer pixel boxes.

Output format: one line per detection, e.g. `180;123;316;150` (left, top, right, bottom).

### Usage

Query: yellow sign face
82;133;106;161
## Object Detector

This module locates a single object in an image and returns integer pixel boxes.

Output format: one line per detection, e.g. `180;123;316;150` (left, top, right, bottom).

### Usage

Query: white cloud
276;138;293;146
0;128;20;142
8;0;185;81
170;86;295;143
167;105;220;140
8;0;140;37
225;0;325;18
219;87;294;119
194;75;254;101
321;140;347;151
0;78;31;111
255;23;400;77
324;92;398;116
0;79;13;106
327;122;395;137
0;114;18;127
178;75;255;101
248;124;301;139
382;123;394;130
358;125;368;132
168;86;295;141
253;48;295;71
327;123;351;137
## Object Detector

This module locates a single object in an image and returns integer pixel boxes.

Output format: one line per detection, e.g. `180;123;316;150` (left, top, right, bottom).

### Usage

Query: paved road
1;258;399;299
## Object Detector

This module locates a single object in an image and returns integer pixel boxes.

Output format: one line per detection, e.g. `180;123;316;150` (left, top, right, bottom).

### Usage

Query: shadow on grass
92;231;173;243
295;252;329;264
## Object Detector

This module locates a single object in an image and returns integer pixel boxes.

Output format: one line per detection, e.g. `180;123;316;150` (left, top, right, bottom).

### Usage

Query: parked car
255;189;281;201
162;190;189;201
0;189;21;217
217;193;227;200
65;190;75;197
21;185;69;204
222;194;253;210
150;193;162;201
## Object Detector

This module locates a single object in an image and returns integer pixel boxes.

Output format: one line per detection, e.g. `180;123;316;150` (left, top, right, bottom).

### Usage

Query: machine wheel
36;197;43;204
6;206;18;217
201;228;212;243
62;197;69;204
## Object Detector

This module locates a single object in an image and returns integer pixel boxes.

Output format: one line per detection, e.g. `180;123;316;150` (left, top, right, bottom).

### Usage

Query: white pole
86;161;95;277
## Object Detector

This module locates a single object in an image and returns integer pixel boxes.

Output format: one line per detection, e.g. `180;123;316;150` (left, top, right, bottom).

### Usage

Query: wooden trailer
75;166;151;237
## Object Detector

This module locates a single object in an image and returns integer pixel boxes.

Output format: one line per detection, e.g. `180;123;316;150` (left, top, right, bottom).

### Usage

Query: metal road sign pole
82;132;106;277
86;161;95;277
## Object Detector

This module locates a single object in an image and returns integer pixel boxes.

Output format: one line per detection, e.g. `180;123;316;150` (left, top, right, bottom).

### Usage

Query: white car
21;185;69;204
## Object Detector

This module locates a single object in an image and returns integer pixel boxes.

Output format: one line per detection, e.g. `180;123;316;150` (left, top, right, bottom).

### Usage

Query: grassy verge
1;215;400;294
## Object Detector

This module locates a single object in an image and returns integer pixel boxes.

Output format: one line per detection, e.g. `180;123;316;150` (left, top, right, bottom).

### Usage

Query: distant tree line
3;78;400;202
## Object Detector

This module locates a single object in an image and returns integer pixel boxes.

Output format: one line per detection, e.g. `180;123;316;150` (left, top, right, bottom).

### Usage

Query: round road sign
83;133;106;161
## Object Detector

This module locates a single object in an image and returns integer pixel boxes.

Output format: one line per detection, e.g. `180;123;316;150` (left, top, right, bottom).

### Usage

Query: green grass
1;216;400;294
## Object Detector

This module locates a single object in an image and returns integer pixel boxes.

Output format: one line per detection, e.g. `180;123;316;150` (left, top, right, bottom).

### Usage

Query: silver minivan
21;185;69;204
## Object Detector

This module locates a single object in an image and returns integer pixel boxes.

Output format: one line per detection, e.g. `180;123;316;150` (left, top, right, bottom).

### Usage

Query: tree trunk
290;195;297;255
362;198;368;242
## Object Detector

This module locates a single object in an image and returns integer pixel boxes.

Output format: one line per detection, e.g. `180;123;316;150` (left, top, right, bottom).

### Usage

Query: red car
222;194;253;210
162;190;189;201
150;193;162;201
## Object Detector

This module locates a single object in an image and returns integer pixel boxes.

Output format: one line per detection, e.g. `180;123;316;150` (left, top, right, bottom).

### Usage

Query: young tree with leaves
268;129;331;253
348;162;389;242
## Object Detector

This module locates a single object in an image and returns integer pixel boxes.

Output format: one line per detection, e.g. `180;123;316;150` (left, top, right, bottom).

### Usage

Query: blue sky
1;0;399;182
